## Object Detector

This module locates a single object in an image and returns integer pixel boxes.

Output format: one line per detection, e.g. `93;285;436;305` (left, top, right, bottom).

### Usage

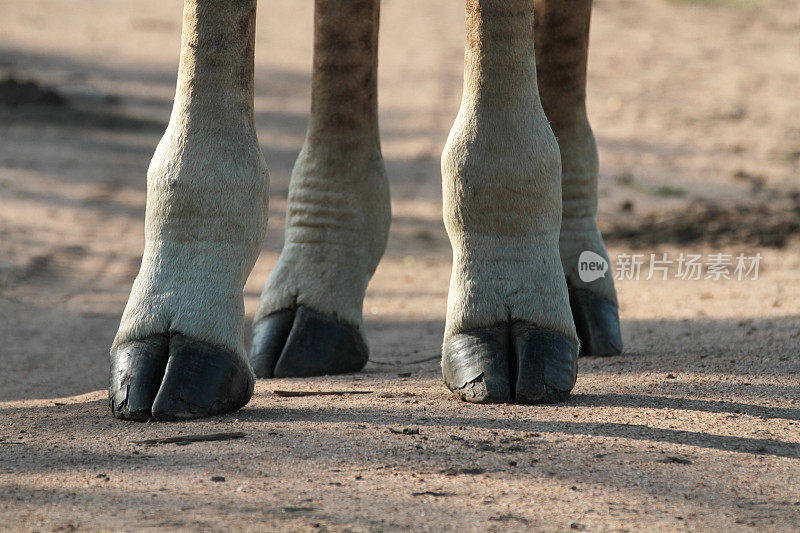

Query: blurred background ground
0;0;799;530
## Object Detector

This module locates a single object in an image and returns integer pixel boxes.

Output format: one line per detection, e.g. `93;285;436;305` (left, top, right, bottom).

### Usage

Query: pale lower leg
110;0;268;420
250;0;390;378
535;0;622;355
440;0;578;404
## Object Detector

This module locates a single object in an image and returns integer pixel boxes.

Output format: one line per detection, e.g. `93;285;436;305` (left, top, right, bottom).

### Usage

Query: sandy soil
1;0;799;530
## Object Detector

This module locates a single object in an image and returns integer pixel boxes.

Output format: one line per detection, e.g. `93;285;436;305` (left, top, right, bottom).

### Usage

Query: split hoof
442;322;577;404
109;333;254;422
567;282;623;357
249;305;369;378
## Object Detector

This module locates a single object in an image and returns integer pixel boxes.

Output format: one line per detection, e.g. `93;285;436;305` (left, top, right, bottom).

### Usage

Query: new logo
578;251;608;283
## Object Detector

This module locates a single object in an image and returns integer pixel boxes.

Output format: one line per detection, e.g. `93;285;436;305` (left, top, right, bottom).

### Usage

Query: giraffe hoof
442;322;577;404
109;335;170;421
567;283;623;357
110;333;254;422
249;305;369;378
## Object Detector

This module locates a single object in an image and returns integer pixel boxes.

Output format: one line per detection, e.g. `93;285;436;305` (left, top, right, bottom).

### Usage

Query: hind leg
109;0;267;421
535;0;622;356
249;0;390;378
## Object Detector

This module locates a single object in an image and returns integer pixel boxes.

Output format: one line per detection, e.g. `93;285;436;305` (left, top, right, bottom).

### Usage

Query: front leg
109;0;267;421
535;0;622;356
249;0;390;378
441;0;578;404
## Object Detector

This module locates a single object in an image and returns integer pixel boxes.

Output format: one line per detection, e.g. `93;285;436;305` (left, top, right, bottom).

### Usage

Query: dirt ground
1;0;799;531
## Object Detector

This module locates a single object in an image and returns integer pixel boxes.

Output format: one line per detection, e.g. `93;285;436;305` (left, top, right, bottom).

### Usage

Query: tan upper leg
114;0;269;357
254;0;390;327
534;0;617;304
441;0;576;343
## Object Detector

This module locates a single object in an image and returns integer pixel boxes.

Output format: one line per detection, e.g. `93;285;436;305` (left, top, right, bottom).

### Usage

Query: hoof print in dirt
110;333;254;422
442;322;578;404
567;282;623;357
249;305;369;378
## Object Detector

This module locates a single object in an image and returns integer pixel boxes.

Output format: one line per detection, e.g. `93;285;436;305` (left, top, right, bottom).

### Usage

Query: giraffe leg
109;0;267;421
250;0;389;378
441;0;578;404
535;0;622;356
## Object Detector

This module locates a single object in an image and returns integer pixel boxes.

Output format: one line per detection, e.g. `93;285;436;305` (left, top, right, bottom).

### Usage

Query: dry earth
1;0;799;531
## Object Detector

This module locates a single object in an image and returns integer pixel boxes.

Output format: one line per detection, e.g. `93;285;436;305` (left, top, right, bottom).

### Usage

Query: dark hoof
109;333;254;422
109;335;169;421
249;305;369;378
442;322;577;405
567;282;623;357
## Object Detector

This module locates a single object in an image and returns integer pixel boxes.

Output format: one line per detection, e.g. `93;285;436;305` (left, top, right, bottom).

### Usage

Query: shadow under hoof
567;281;623;357
109;333;254;422
442;322;577;405
249;305;369;379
